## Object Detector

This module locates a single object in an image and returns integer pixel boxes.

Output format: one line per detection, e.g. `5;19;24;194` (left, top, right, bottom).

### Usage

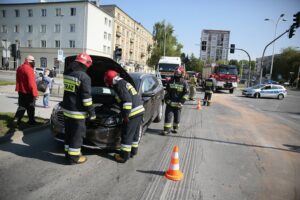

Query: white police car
242;84;287;100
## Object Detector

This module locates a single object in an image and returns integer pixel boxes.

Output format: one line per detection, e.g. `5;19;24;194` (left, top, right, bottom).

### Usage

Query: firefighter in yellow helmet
61;52;96;165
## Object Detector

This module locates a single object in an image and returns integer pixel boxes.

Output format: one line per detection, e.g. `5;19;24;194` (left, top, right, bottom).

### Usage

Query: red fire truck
202;64;239;93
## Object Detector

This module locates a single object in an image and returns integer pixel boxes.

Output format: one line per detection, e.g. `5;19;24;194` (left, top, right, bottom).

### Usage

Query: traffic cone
165;146;184;181
196;99;202;110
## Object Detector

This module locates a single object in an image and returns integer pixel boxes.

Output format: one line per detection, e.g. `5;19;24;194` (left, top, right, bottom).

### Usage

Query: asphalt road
0;89;299;200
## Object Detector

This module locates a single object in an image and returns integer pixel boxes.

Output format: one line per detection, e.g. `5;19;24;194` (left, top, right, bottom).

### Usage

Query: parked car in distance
242;84;287;100
34;67;44;77
50;55;165;149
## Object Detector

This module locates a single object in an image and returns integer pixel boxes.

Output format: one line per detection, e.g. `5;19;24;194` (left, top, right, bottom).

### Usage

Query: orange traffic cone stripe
165;146;184;181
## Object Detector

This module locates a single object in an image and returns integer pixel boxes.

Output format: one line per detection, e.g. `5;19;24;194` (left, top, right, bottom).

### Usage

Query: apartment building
200;29;230;63
0;0;113;72
101;5;154;72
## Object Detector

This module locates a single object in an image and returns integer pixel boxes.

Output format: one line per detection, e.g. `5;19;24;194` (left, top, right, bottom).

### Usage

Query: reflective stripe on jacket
165;77;189;106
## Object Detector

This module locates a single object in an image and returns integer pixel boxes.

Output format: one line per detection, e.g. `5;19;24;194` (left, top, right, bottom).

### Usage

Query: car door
140;76;156;124
260;85;272;98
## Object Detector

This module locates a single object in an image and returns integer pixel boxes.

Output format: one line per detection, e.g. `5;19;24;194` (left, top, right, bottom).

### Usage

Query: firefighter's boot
64;145;69;159
115;151;130;163
172;128;178;134
68;155;87;165
130;147;138;158
207;101;211;106
161;130;170;136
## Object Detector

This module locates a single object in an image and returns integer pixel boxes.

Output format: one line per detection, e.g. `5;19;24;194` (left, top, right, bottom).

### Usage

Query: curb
0;121;50;144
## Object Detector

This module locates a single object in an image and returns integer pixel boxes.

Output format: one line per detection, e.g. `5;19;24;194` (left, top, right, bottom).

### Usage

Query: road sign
1;41;10;49
57;49;64;61
2;50;10;58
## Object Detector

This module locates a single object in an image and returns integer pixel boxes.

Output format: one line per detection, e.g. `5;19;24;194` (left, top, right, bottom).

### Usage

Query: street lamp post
264;14;286;80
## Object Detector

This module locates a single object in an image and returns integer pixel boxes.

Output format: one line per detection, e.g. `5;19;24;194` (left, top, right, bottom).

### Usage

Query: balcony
130;48;134;53
130;38;134;43
141;52;146;57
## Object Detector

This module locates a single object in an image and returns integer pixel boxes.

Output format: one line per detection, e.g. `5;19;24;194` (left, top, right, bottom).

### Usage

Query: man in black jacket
162;66;189;135
61;52;96;165
104;69;145;163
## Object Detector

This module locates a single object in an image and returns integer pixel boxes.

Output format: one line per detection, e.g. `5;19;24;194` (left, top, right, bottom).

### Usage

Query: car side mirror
142;91;155;97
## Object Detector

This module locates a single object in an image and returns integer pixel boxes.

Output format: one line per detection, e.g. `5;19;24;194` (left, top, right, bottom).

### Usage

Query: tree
185;54;203;72
147;21;183;67
272;47;300;82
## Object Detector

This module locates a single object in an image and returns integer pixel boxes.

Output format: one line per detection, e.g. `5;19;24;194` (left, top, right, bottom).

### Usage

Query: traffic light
201;41;206;51
293;11;300;28
115;48;122;57
230;44;235;53
289;24;296;39
11;44;17;57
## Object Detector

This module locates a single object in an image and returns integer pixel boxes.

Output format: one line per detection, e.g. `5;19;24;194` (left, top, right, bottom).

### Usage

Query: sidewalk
0;85;62;119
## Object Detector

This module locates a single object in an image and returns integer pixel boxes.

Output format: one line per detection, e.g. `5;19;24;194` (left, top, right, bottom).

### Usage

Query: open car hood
64;55;136;88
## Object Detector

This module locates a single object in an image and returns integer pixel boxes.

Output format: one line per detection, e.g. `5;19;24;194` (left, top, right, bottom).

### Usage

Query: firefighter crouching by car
189;74;197;101
203;78;214;106
162;66;189;135
61;52;96;165
104;70;145;163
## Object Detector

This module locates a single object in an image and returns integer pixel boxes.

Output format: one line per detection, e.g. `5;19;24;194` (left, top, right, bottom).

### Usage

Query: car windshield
217;66;238;75
251;84;265;89
131;76;142;91
158;63;179;72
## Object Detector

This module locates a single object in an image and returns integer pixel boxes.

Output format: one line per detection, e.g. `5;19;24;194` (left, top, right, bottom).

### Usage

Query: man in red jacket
13;55;39;125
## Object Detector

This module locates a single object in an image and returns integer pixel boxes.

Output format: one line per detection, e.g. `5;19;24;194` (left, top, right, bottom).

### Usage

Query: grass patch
0;80;15;86
0;112;48;137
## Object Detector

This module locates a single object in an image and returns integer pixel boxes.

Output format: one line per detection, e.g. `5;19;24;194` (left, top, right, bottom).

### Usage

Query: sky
1;0;300;61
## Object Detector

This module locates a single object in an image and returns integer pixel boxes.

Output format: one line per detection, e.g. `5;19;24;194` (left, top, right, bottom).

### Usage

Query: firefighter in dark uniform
61;52;96;165
162;66;189;135
203;78;214;106
104;70;145;163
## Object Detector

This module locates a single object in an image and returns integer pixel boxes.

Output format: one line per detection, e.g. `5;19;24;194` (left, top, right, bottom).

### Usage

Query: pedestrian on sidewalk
13;55;39;125
42;68;53;108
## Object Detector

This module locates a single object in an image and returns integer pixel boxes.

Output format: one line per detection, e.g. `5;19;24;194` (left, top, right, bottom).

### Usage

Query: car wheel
278;94;284;100
229;88;234;94
254;93;260;98
153;101;163;123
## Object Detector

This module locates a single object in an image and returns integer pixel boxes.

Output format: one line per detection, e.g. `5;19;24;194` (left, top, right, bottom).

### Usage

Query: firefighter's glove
88;110;96;121
123;117;129;124
178;103;183;108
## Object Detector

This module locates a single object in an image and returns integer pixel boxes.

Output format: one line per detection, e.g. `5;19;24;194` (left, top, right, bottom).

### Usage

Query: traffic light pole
259;28;290;84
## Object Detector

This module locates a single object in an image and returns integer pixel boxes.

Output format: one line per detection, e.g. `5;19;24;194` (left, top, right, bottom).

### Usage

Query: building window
1;10;6;18
104;32;107;40
69;40;75;48
55;24;61;33
55;40;60;48
103;45;107;53
14;25;19;33
108;33;111;41
1;25;7;33
28;40;32;48
70;24;75;32
28;9;33;17
41;9;47;17
41;25;47;33
105;17;108;25
70;8;76;16
108;46;110;53
109;20;111;27
56;8;62;16
28;25;33;33
15;9;20;17
41;40;47;48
